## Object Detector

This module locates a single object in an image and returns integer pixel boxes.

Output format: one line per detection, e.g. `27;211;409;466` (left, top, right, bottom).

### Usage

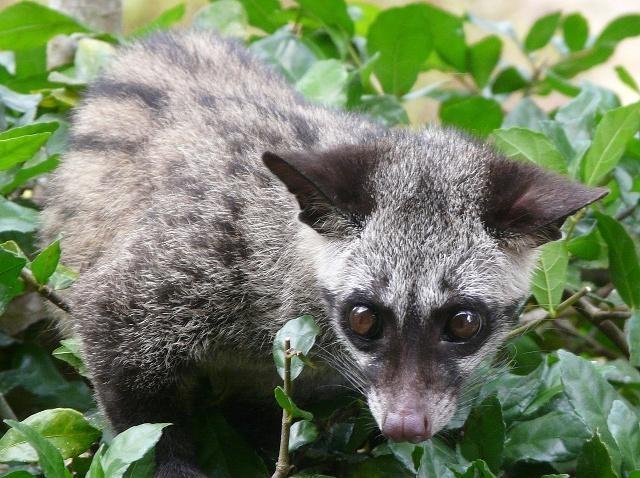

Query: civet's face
263;128;607;441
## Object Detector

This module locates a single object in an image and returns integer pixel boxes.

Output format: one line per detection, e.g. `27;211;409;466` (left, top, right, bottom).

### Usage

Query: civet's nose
382;410;431;443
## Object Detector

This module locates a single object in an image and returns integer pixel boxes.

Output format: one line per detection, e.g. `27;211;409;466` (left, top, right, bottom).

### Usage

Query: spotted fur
41;31;606;477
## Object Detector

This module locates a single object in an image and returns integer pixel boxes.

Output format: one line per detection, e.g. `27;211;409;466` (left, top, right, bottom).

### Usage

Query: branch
20;269;70;314
575;297;630;357
507;287;591;339
272;338;293;478
553;319;620;360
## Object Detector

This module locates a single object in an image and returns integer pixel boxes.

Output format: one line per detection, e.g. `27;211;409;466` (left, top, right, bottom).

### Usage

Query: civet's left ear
262;145;378;234
484;158;608;247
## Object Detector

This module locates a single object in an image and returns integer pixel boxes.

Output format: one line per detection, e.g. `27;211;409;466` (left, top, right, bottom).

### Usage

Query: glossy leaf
52;338;89;378
4;419;72;478
289;420;319;452
423;5;466;71
524;12;561;52
0;1;88;50
100;423;170;478
596;213;640;309
358;94;409;127
295;59;349;107
492;67;527;94
492;127;567;173
468;35;501;88
576;433;617;478
452;460;497;478
367;4;432;96
250;30;317;83
237;0;283;33
439;96;503;138
607;399;640;472
616;65;639;92
503;411;590;463
581;102;640;186
460;395;504;473
274;386;313;420
31;240;61;286
562;13;589;52
531;241;569;314
596;14;640;46
298;0;354;37
0;409;100;462
47;264;79;290
272;315;320;380
0;197;38;234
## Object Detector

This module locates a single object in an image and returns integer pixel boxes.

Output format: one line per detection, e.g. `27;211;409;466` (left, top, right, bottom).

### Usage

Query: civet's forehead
338;129;532;325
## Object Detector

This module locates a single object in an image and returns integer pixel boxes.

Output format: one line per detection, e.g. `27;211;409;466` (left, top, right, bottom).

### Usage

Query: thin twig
272;338;293;478
575;297;630;357
507;287;591;339
20;269;70;313
615;201;639;221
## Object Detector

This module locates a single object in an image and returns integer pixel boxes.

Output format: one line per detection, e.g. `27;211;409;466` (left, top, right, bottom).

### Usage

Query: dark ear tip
261;151;279;167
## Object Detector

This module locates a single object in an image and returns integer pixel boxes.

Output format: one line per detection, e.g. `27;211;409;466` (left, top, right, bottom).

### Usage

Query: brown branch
575;297;630;357
20;269;70;313
272;338;293;478
553;319;620;360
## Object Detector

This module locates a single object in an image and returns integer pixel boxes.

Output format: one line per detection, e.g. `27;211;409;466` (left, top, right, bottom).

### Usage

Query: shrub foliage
0;1;638;477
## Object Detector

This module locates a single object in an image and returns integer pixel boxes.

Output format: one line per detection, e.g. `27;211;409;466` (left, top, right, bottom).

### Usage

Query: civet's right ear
484;158;608;247
262;145;378;234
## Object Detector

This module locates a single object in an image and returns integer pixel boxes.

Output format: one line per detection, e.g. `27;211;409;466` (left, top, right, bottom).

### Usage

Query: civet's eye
349;305;380;338
444;310;482;342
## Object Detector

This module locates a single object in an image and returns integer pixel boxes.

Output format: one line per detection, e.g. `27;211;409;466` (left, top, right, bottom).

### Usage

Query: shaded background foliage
0;0;638;477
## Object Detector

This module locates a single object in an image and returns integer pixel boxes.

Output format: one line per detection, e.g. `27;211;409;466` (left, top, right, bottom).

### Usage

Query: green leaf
273;315;320;380
439;96;503;138
492;127;567;173
562;13;589;52
0;197;38;234
492;67;527;94
469;35;502;88
0;129;51;169
503;410;590;463
346;455;414;478
468;35;501;88
237;0;283;33
72;38;116;83
358;94;409;127
596;14;640;46
0;241;26;316
86;445;105;478
630;311;640;367
297;0;354;37
567;228;603;261
524;12;561;52
47;264;79;291
615;66;639;93
289;420;318;452
503;98;546;131
295;60;349;107
551;45;614;78
581;102;640;186
367;5;433;95
31;240;61;286
452;460;497;478
100;424;169;478
0;409;100;462
52;338;89;378
130;3;186;38
0;1;89;50
250;29;317;83
460;395;504;473
192;0;248;38
274;386;313;420
596;213;640;309
607;400;640;472
3;419;71;478
576;433;617;478
0;154;60;195
416;438;457;478
123;450;155;478
558;350;621;471
531;241;569;314
423;5;466;71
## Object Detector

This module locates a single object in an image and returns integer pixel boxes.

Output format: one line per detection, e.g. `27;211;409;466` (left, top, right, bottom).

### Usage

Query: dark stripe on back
88;80;167;111
68;133;141;154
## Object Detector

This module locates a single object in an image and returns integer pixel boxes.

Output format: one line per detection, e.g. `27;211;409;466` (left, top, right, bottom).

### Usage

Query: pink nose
382;410;431;443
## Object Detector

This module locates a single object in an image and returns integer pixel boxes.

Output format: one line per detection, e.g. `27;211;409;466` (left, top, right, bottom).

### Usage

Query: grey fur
41;31;605;476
